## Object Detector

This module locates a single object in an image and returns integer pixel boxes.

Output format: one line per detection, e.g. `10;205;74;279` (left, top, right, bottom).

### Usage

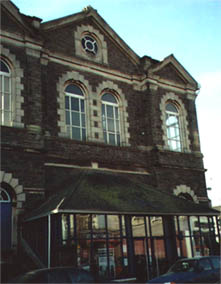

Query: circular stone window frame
75;25;108;64
81;34;98;56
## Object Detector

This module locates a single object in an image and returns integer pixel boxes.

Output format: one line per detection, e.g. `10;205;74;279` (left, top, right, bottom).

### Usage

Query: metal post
48;214;51;268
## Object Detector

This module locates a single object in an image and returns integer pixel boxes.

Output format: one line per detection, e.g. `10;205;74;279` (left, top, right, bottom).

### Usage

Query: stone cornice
1;32;198;96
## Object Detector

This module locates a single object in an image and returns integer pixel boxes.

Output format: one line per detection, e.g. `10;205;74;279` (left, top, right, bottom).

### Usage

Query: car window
21;271;48;283
74;269;95;283
169;260;196;273
48;269;71;283
210;257;221;269
199;259;212;271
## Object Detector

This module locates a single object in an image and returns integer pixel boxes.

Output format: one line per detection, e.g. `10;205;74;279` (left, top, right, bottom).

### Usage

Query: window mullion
105;104;109;143
113;106;117;144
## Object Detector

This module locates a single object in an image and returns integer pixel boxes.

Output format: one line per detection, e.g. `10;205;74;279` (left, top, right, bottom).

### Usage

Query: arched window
178;192;194;202
0;60;12;126
0;187;11;202
0;187;12;250
65;84;86;141
102;93;120;146
166;102;181;151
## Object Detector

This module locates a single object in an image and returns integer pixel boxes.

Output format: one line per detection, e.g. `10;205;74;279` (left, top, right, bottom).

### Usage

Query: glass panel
211;217;220;251
66;126;71;138
211;257;221;269
103;131;107;143
4;77;9;93
145;217;151;236
72;112;80;126
81;113;85;127
117;134;120;146
95;244;108;279
169;127;176;138
116;120;120;132
152;238;166;278
65;96;69;109
109;133;116;145
166;115;178;126
121;216;126;237
80;99;85;112
102;117;106;130
198;216;213;256
107;105;114;118
107;119;115;132
0;188;11;201
0;75;2;91
82;128;86;141
107;215;120;238
0;60;9;73
174;216;183;257
199;258;212;270
65;111;70;125
77;239;91;269
115;107;118;119
71;97;79;111
102;104;105;115
192;216;202;256
166;103;178;113
72;127;80;140
69;214;75;240
121;239;129;276
4;111;10;123
76;214;90;239
171;140;177;150
92;214;106;239
65;84;83;96
62;214;69;245
181;226;192;258
4;94;10;110
107;241;124;279
150;217;163;236
132;217;145;237
102;93;117;103
175;125;180;137
134;240;148;282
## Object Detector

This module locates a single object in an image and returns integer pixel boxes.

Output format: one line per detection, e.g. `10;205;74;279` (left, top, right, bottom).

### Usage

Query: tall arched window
0;187;12;250
102;93;120;146
166;102;181;151
65;84;86;141
0;60;12;126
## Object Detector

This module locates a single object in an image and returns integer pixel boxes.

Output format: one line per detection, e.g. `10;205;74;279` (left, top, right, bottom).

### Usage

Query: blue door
0;188;12;250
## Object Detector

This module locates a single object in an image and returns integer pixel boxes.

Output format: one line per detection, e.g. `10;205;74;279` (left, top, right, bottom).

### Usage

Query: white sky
11;0;221;206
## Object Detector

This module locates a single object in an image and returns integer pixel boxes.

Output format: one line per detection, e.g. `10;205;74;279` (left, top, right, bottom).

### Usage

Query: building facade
0;1;220;282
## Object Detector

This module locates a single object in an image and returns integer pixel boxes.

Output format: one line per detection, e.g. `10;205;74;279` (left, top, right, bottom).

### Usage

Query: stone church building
1;1;220;282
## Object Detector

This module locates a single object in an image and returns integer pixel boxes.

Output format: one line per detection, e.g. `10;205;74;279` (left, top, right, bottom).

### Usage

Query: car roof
26;266;85;273
177;256;218;261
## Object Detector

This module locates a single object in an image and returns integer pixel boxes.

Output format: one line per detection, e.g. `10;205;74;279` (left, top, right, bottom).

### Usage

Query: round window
81;35;98;55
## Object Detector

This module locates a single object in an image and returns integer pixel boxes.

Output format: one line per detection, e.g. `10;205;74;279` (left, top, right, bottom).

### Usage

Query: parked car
147;256;221;283
8;266;96;283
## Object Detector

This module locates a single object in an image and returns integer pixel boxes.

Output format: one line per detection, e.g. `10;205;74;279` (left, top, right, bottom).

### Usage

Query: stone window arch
96;81;130;146
0;170;25;249
75;24;108;64
173;184;198;203
57;71;93;139
160;92;190;152
0;45;24;128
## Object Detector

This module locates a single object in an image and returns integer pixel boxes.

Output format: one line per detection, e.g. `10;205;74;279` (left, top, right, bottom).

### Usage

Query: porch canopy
24;169;218;221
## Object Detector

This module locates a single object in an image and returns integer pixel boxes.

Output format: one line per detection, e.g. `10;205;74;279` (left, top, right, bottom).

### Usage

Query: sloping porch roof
24;169;218;221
